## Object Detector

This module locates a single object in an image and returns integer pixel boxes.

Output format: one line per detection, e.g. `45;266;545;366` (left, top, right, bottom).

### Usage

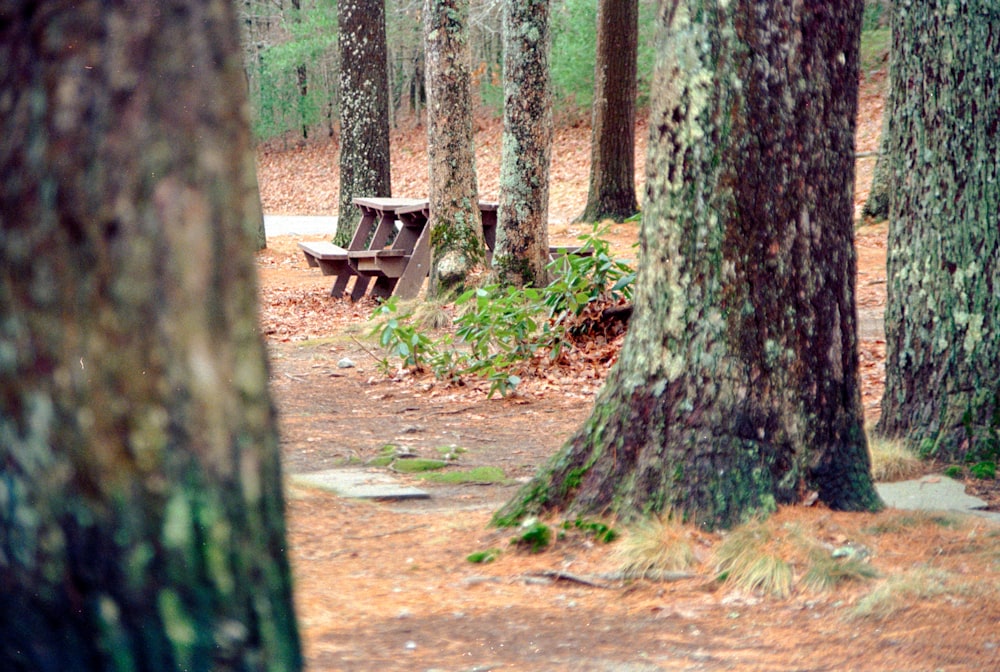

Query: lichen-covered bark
337;0;392;247
493;0;553;288
577;0;639;224
424;0;485;295
496;0;882;530
875;0;1000;460
0;2;301;669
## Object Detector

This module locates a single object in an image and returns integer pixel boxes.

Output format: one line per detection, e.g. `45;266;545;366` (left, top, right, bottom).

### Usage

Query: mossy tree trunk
576;0;639;225
495;0;882;531
492;0;553;288
336;0;392;247
424;0;486;295
0;2;302;669
875;0;1000;461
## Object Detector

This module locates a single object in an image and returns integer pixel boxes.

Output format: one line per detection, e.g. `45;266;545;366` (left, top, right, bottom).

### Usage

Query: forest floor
255;71;1000;671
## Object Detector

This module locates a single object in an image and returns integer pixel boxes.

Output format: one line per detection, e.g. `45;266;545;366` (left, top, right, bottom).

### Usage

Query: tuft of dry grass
850;566;959;619
713;521;796;598
613;513;699;579
868;434;924;482
713;518;879;598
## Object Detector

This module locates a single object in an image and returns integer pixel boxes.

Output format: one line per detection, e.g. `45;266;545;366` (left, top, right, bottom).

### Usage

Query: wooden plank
298;241;348;260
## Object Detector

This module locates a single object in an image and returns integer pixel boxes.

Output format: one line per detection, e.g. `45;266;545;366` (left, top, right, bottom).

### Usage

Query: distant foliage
240;0;660;141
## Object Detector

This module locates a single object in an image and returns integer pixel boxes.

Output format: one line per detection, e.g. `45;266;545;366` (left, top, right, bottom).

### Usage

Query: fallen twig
349;334;385;364
343;524;429;540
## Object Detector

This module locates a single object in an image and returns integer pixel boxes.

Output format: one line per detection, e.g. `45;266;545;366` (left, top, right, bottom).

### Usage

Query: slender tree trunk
0;2;302;669
337;0;392;246
493;0;553;288
875;0;1000;460
862;108;890;220
576;0;639;224
496;0;881;530
424;0;486;295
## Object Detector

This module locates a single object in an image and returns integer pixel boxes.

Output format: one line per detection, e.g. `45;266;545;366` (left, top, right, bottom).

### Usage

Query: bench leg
349;275;372;301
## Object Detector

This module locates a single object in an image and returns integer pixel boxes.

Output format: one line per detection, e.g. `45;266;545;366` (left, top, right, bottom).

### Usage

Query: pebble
337;357;356;369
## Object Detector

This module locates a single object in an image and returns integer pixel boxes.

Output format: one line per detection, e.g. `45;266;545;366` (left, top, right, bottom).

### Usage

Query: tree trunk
493;0;553;288
0;2;302;669
424;0;486;295
875;0;1000;461
576;0;639;224
496;0;882;530
862;108;890;220
336;0;392;247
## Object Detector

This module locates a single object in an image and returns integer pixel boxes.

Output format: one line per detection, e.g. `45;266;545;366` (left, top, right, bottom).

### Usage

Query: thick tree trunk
424;0;486;295
337;0;392;247
576;0;639;224
496;0;882;530
0;2;302;669
492;0;553;288
875;0;1000;460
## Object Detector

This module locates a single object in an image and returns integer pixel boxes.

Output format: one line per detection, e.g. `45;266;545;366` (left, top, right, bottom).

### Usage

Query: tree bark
493;0;553;288
875;0;1000;460
0;2;302;669
496;0;882;530
576;0;639;224
424;0;486;295
862;108;890;220
337;0;392;247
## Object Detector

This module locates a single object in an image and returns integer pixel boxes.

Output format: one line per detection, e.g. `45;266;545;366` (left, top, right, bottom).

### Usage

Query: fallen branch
523;570;616;589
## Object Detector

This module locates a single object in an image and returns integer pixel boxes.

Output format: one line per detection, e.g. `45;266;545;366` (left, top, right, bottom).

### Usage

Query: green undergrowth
369;224;634;397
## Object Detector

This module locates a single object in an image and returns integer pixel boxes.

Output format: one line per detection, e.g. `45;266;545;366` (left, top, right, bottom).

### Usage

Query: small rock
337;357;356;369
404;640;417;650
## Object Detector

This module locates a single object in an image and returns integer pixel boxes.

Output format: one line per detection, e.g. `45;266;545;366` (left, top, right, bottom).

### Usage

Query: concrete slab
876;474;991;516
264;215;338;238
292;468;429;500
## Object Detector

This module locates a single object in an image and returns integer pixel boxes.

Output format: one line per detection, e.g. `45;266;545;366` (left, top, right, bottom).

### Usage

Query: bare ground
257;72;1000;671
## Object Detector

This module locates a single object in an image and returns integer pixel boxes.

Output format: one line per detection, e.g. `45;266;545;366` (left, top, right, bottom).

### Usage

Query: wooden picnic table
298;197;427;300
300;197;592;301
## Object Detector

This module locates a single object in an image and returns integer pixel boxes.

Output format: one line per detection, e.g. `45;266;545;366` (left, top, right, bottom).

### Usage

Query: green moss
416;466;508;484
392;458;447;473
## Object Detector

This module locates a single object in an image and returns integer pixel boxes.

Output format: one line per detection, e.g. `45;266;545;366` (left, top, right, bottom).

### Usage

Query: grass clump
850;566;959;619
613;513;698;579
714;522;795;598
416;466;508;484
868;435;923;482
713;518;878;598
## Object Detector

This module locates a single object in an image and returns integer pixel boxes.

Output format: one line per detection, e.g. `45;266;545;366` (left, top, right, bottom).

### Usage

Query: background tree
576;0;639;224
336;0;392;246
492;0;553;288
0;2;302;668
861;109;890;220
875;0;1000;460
496;0;882;530
424;0;487;295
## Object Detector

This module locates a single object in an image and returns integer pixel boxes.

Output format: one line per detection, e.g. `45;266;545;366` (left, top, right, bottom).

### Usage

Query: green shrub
368;226;635;397
970;461;996;480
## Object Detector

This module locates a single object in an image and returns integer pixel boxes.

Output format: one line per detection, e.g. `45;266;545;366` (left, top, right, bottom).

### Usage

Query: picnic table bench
300;197;593;301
